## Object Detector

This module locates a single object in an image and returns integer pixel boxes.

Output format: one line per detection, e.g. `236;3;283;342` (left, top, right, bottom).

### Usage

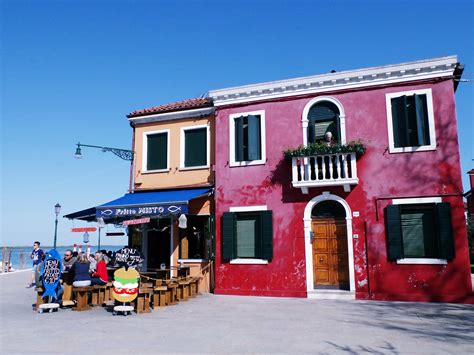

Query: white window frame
229;110;266;167
385;88;437;153
228;205;269;264
142;129;170;173
179;124;210;170
392;197;447;264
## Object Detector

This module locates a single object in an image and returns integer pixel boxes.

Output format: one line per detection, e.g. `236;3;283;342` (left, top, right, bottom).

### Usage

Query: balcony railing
292;152;359;193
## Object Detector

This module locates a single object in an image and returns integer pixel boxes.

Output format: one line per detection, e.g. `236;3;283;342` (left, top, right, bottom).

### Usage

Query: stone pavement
1;271;473;354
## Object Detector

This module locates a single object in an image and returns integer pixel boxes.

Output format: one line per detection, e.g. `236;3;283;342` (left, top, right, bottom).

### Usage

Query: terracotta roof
128;97;213;118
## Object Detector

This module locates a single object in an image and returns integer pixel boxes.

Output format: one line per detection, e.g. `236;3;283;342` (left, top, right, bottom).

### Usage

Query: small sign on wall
352;211;360;217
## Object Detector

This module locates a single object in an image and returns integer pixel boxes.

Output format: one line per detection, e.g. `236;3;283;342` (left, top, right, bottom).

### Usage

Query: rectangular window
385;200;454;263
182;126;208;168
386;89;436;153
229;110;266;166
222;209;273;262
143;130;169;172
400;204;438;258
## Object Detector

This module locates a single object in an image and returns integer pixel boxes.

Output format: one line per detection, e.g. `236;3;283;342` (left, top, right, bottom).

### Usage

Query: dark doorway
147;218;171;269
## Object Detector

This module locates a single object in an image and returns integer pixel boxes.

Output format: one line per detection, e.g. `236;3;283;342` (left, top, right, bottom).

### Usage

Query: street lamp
53;203;61;249
74;142;134;161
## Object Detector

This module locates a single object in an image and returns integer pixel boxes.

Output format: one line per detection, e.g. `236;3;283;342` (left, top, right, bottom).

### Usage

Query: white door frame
303;191;355;296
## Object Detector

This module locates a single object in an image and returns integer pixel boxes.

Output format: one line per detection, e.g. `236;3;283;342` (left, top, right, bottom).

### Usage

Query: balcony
291;152;359;194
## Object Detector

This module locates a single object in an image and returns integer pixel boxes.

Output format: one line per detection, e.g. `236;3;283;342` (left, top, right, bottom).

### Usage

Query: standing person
90;253;108;286
71;252;91;287
28;241;44;288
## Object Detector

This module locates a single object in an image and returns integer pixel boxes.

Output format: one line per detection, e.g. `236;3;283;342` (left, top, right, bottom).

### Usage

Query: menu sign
114;247;144;270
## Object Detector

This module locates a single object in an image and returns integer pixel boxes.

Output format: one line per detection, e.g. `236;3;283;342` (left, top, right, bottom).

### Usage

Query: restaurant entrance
147;218;172;270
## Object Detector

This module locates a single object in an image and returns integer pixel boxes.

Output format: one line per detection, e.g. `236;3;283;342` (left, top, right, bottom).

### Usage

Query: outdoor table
135;287;153;314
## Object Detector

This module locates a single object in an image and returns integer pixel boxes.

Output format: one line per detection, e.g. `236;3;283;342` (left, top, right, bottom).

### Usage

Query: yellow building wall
133;115;214;190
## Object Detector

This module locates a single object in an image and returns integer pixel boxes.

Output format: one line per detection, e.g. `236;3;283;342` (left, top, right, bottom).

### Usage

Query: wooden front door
312;218;349;289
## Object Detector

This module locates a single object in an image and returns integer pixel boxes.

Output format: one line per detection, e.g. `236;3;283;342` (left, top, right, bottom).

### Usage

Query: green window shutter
234;116;244;162
247;115;261;161
414;94;430;146
147;133;167;170
260;210;273;260
184;128;207;167
385;205;403;261
391;96;408;148
235;214;259;258
222;212;235;260
436;203;455;260
401;206;437;258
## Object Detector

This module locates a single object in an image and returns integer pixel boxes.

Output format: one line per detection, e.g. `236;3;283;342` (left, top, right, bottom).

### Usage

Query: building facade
126;98;215;291
209;56;473;303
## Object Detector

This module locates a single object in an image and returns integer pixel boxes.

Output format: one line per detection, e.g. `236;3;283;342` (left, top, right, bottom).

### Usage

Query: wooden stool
34;287;44;311
72;286;93;311
136;287;153;314
165;283;178;305
91;285;107;306
153;285;167;309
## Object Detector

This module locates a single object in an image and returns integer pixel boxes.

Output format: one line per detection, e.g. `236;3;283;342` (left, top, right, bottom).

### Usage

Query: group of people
28;241;116;290
64;250;109;287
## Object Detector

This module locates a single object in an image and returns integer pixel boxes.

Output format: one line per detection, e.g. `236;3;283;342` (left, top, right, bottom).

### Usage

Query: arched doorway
311;200;349;290
303;192;355;297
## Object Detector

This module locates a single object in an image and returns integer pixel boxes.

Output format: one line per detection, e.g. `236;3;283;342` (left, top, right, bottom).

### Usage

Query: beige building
127;98;215;291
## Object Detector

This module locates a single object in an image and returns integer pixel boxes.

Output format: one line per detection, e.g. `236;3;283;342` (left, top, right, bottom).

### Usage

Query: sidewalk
1;271;473;354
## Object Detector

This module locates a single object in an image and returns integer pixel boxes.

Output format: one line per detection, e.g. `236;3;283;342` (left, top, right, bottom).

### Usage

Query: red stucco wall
214;79;473;303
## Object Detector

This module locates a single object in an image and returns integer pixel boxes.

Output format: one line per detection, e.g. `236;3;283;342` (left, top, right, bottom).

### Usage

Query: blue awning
64;187;212;222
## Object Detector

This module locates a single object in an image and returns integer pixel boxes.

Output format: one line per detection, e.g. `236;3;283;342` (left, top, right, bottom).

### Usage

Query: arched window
307;101;340;144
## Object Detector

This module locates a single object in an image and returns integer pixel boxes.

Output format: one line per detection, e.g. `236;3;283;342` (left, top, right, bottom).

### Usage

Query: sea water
0;245;125;271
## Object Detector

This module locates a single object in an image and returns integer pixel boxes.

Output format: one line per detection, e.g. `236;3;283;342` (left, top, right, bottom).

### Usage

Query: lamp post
53;203;61;249
74;142;134;161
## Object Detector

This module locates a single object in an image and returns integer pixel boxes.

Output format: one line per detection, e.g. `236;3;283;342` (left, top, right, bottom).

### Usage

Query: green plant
283;140;366;159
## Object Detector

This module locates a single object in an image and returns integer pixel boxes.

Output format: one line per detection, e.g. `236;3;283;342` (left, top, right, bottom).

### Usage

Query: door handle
319;257;324;262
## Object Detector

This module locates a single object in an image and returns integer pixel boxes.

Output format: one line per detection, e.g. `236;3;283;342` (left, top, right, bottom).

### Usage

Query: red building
209;56;473;303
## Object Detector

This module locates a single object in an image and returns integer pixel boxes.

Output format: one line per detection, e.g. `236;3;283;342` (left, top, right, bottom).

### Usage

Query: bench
165;282;178;305
72;286;93;311
177;279;191;301
135;287;153;314
104;281;114;304
152;285;167;309
34;287;44;311
189;277;202;297
91;285;107;306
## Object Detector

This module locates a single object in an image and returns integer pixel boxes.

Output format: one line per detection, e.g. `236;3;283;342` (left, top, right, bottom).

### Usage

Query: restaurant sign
122;217;151;226
96;203;188;219
71;227;97;232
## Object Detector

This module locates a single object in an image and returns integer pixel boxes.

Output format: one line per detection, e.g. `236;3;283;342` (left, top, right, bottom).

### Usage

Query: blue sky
1;0;473;247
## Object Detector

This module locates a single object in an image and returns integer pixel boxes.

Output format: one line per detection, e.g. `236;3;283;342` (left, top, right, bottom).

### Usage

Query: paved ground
1;271;473;354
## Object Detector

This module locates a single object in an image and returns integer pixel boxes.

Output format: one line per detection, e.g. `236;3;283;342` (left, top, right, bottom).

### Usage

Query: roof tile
128;97;213;118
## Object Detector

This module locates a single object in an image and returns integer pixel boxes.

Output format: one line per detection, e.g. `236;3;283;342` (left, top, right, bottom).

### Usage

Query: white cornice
128;107;215;126
209;56;459;106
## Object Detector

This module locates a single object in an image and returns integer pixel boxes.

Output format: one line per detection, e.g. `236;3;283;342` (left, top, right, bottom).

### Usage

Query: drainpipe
129;125;136;193
364;220;371;299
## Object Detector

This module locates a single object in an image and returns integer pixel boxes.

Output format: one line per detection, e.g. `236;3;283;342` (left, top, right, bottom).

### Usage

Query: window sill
178;259;208;263
396;258;447;265
229;258;268;265
229;160;266;167
388;145;436;154
141;169;169;174
179;165;209;171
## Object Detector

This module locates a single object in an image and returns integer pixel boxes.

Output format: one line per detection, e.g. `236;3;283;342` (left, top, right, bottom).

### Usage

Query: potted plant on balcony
283;140;366;159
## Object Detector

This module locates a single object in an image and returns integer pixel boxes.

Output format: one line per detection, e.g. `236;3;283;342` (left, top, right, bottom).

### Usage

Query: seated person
71;252;91;287
62;249;76;272
90;253;108;286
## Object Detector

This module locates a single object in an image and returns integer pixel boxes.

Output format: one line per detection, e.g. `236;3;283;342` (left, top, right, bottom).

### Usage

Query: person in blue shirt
28;241;44;288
